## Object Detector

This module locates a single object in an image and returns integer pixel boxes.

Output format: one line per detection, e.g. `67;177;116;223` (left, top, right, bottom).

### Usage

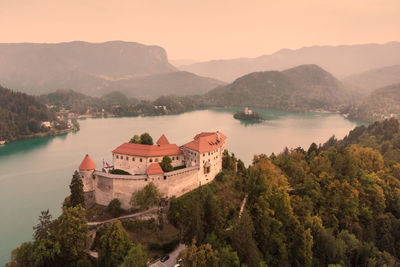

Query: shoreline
2;128;77;145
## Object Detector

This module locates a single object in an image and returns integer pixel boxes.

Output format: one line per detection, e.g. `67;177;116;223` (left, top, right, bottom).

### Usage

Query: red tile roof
156;134;170;145
146;163;164;175
183;131;226;153
113;143;183;157
79;154;97;170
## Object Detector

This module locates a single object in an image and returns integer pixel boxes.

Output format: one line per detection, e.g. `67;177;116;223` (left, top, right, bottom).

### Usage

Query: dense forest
8;119;400;266
0;86;69;141
39;88;205;117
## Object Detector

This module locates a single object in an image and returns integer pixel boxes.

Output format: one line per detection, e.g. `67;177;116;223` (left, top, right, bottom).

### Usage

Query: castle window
126;156;129;160
177;156;179;160
132;157;135;161
116;155;119;159
203;154;205;156
208;152;210;155
150;159;153;163
164;176;167;180
172;157;175;160
140;158;143;162
155;158;158;162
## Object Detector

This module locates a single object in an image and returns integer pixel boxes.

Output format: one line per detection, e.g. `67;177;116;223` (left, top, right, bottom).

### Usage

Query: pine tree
98;220;132;267
69;170;85;207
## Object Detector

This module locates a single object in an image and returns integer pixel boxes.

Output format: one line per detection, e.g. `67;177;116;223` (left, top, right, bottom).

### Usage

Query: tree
98;220;132;267
52;205;88;263
33;209;53;240
129;134;140;144
69;170;85;207
219;245;240;267
15;239;60;267
179;241;219;267
230;210;261;267
130;182;161;210
108;198;123;217
140;132;153;145
120;243;148;267
160;156;173;172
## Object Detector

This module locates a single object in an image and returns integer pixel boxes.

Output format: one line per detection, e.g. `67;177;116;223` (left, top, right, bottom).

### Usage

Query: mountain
347;83;400;122
180;42;400;82
98;71;226;99
0;86;66;141
0;41;224;98
342;65;400;96
0;41;176;95
205;64;353;111
169;59;199;67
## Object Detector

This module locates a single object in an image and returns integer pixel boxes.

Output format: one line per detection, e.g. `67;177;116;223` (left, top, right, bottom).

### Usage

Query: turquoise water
0;108;360;265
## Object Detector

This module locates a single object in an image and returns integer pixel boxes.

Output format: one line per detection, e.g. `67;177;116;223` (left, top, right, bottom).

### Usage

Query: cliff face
0;41;177;95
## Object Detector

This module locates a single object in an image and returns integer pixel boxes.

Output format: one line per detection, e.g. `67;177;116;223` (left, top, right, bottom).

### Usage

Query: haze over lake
0;108;360;265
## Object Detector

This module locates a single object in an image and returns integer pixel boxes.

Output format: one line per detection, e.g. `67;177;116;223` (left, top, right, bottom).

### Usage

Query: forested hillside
206;64;354;112
0;86;65;141
9;119;400;266
346;83;400;122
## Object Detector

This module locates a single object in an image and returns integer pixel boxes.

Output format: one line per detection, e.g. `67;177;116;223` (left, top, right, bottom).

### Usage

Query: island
233;107;264;122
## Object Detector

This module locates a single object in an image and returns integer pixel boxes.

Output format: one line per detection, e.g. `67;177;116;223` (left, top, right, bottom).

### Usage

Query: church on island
79;131;226;209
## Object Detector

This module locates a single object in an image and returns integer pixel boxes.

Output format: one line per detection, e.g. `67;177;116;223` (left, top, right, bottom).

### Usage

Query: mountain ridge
180;41;400;82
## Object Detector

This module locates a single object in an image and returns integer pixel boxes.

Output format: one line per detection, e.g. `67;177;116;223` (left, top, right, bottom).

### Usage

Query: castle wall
165;167;200;197
89;166;201;210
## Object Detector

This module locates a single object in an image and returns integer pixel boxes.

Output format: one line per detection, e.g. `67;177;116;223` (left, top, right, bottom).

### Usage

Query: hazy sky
0;0;399;61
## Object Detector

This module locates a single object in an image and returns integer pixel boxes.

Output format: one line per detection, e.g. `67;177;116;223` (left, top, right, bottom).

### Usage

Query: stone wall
89;166;201;210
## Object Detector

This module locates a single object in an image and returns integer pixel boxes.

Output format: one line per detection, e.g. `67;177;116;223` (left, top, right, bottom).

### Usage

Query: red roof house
146;163;164;175
79;154;97;170
156;134;170;145
183;131;226;153
113;143;183;157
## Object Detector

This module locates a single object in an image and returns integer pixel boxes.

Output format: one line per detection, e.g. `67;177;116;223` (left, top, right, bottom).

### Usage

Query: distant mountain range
180;42;400;82
0;41;224;98
342;65;400;96
205;64;354;112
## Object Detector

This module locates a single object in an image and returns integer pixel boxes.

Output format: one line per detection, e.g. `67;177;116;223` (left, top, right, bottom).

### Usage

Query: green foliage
52;205;88;263
109;168;131;175
32;209;52;240
69;170;85;207
160;156;173;172
179;241;220;267
0;86;59;140
120;243;148;267
98;220;132;267
15;239;60;267
130;182;161;211
129;132;154;145
129;134;141;144
140;132;153;145
108;198;123;217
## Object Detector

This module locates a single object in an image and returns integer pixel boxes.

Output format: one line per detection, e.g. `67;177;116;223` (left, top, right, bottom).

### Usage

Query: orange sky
0;0;399;61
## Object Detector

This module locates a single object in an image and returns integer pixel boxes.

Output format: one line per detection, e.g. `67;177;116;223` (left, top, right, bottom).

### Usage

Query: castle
79;131;226;209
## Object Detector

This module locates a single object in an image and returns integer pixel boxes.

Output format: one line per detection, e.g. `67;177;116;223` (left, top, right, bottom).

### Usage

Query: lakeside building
79;131;226;209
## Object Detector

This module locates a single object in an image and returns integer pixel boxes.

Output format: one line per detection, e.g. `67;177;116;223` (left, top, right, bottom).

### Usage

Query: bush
110;169;131;175
160;156;173;172
130;183;161;211
107;198;122;217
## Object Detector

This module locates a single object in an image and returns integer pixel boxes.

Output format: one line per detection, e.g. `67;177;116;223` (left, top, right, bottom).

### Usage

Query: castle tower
79;154;96;207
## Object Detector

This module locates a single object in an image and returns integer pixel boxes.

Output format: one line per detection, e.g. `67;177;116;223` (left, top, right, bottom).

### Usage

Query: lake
0;108;361;265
